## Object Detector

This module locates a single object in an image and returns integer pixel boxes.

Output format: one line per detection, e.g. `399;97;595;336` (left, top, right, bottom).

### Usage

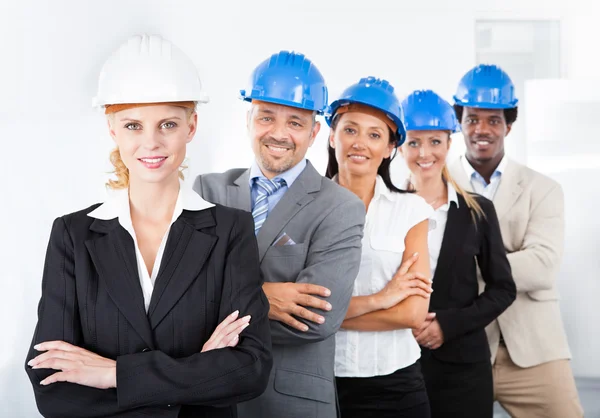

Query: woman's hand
374;253;433;310
202;310;251;353
413;312;444;349
28;341;116;389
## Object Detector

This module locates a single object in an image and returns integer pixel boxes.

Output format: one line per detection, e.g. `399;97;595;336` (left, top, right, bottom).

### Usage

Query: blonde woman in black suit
399;90;516;418
24;34;272;418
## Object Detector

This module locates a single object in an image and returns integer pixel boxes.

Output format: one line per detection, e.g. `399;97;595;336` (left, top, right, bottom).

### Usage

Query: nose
351;132;370;150
141;129;161;150
474;120;492;135
418;143;431;158
269;120;290;141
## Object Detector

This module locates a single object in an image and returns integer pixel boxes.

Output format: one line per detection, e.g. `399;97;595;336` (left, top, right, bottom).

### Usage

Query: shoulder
46;203;105;243
312;178;366;226
195;168;247;188
511;160;560;190
462;192;498;225
465;192;494;211
61;203;104;228
391;190;432;214
320;177;363;205
383;191;433;232
211;204;252;225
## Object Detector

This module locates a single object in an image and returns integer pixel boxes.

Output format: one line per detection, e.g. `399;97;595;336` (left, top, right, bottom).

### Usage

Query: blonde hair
405;129;485;224
105;106;194;189
441;164;486;223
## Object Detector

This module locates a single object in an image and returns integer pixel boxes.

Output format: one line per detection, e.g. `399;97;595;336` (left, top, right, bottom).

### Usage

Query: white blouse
335;176;434;378
87;183;214;312
427;183;459;280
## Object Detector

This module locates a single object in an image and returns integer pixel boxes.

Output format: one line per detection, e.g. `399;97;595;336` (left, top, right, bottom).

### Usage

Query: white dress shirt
88;183;214;312
460;155;507;200
427;183;459;280
335;176;434;378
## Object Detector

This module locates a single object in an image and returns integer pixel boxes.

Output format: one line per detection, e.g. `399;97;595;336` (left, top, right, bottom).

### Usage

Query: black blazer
421;193;516;363
25;204;273;418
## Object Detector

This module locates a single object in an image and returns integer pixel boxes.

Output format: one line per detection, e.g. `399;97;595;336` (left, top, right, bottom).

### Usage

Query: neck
412;174;447;208
337;170;376;210
128;175;180;221
467;152;504;183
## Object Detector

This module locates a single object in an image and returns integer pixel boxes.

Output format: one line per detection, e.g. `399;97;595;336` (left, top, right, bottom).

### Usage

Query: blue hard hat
327;76;406;146
240;50;328;114
453;64;518;109
401;90;460;133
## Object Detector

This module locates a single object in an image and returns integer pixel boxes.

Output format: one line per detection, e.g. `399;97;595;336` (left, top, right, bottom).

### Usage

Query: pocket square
273;233;297;246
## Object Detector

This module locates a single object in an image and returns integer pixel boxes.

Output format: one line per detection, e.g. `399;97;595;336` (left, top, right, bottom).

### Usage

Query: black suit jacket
25;204;273;418
422;193;516;363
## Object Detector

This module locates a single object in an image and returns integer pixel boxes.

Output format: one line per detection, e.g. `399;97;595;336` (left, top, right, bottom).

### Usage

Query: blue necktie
252;177;286;235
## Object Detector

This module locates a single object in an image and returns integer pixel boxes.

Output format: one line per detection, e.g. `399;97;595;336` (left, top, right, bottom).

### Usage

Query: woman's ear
107;118;117;142
329;130;336;149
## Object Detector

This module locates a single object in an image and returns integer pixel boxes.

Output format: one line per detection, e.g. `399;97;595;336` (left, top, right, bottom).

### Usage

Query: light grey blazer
194;161;365;418
449;156;571;368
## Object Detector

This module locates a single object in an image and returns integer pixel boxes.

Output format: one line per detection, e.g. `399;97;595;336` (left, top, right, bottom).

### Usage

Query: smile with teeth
266;145;290;153
418;161;434;168
139;157;167;163
349;154;368;161
475;140;491;145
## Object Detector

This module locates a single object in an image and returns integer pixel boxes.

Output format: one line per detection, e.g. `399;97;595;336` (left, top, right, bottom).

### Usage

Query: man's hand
263;282;332;331
412;312;444;350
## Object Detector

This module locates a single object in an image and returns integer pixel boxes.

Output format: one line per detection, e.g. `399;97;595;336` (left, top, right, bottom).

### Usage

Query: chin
471;154;494;163
348;165;377;178
133;171;178;185
261;156;296;174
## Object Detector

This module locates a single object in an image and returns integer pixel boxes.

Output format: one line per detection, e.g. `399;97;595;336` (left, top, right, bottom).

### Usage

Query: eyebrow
289;114;310;122
118;116;183;123
343;120;384;130
258;109;309;121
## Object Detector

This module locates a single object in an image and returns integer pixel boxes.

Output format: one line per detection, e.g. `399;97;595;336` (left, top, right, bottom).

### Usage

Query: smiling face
461;106;511;164
401;130;451;182
108;104;196;186
247;100;319;178
329;111;395;179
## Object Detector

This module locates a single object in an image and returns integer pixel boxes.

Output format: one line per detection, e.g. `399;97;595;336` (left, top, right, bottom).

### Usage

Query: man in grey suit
194;51;365;418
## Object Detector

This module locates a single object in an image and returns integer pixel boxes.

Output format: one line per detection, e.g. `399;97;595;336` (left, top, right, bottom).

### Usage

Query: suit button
142;348;151;352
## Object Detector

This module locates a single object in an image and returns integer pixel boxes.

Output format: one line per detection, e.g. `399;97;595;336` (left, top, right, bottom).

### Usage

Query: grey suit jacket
449;156;571;368
194;161;365;418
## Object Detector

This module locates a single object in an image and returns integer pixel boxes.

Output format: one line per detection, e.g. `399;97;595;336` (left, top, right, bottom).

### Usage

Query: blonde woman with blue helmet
326;77;434;418
399;89;515;418
24;34;272;418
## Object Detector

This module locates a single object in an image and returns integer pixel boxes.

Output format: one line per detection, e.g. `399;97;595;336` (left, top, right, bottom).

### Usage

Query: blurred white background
1;0;599;416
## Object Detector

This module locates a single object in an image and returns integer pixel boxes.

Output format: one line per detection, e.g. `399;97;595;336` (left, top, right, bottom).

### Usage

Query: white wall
525;79;600;378
1;0;596;416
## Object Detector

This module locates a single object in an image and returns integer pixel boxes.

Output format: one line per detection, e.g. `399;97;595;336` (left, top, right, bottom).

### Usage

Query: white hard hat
92;34;209;109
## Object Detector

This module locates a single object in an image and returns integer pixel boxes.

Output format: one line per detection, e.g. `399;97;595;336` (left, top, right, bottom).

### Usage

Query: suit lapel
227;170;252;211
430;196;469;305
86;219;155;349
256;162;321;261
147;210;218;330
492;160;523;220
449;157;523;220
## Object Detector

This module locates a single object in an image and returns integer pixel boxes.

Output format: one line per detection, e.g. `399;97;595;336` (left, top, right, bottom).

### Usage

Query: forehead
114;105;187;120
338;111;387;129
406;130;449;139
252;101;313;119
463;107;505;119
